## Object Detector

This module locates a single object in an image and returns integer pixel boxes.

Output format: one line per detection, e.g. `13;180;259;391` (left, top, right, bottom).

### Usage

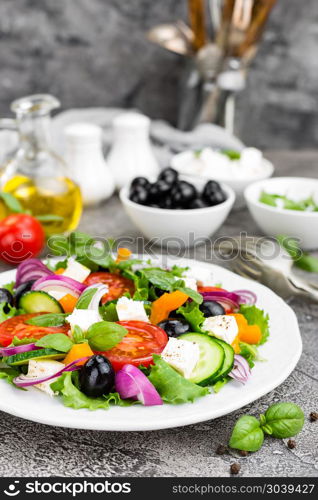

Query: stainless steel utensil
217;236;318;302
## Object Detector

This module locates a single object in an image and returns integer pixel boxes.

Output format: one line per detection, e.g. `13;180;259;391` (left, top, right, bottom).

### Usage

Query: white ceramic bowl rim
120;182;235;215
171;150;274;182
245;177;318;218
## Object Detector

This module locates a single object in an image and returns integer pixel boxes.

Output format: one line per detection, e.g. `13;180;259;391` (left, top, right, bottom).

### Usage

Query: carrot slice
150;290;189;325
59;293;78;313
63;343;94;366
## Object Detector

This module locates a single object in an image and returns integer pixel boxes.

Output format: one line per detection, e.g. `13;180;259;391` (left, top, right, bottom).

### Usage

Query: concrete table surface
0;151;317;478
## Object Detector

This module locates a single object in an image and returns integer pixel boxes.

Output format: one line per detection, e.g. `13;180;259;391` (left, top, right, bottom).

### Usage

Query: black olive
199;300;225;318
131;177;150;189
14;280;35;307
158;319;191;337
79;354;115;398
148;180;171;203
154;287;166;298
189;198;208;209
0;288;14;312
158;167;178;185
202;180;227;206
171;181;197;207
129;185;149;205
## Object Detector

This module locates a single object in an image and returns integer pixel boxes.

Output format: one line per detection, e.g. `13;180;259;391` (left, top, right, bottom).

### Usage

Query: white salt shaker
64;122;115;206
107;112;159;189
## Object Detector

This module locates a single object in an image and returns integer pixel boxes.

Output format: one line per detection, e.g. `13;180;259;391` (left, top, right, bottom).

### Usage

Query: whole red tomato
0;214;45;264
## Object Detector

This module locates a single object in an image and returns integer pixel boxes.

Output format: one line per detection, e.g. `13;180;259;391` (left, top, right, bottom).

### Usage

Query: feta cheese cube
67;309;101;333
161;337;200;379
27;360;65;397
116;297;149;322
62;258;91;283
202;315;238;345
183;276;198;291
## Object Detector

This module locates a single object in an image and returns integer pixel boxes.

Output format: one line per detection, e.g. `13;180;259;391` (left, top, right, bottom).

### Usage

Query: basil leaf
174;286;203;304
35;334;73;353
72;325;87;344
99;302;118;322
26;313;68;327
142;269;175;291
229;415;264;452
86;321;128;351
0;192;24;213
76;288;98;309
263;402;304;438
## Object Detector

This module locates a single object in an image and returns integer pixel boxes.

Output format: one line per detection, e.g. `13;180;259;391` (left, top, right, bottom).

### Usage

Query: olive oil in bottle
0;94;82;235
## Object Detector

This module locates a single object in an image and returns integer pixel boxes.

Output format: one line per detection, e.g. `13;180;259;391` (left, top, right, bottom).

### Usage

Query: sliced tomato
0;313;69;347
99;320;168;371
84;272;135;304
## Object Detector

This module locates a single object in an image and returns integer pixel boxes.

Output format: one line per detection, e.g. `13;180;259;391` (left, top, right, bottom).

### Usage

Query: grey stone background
0;0;317;149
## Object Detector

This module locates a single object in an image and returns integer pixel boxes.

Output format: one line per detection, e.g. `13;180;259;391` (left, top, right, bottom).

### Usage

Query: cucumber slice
5;348;65;366
179;333;224;386
212;338;235;382
19;291;63;314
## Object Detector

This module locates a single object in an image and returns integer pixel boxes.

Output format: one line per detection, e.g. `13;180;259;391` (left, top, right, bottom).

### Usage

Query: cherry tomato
0;313;69;347
0;214;45;264
84;272;135;304
99;320;168;371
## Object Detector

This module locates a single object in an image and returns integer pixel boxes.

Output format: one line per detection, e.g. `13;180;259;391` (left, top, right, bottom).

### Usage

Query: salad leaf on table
262;402;304;438
239;304;269;345
148;355;209;404
51;372;130;410
229;415;264;452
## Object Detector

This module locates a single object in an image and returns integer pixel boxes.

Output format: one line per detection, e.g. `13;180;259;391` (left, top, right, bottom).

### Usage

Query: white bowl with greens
245;177;318;250
171;147;274;209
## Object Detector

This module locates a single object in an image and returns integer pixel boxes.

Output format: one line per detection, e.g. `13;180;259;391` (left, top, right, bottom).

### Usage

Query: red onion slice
229;355;251;384
115;364;163;406
0;343;41;357
232;289;257;305
13;357;90;388
200;291;239;311
32;275;86;298
16;259;53;287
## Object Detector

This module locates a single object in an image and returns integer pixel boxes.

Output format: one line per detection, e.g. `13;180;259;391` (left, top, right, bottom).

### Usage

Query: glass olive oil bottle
0;94;82;235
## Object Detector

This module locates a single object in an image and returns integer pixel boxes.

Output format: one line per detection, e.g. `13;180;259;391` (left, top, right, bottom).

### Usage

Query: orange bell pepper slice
63;343;94;366
55;268;65;275
59;293;78;313
150;290;189;325
116;247;132;263
228;313;261;345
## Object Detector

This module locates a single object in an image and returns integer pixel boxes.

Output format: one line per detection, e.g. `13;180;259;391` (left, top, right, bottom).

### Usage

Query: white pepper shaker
64;122;115;206
107;112;159;190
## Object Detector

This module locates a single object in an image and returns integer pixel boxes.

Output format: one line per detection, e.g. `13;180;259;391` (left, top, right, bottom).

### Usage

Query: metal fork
216;236;318;302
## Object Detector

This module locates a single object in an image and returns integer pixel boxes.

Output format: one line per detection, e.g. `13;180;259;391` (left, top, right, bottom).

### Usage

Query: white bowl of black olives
119;167;235;246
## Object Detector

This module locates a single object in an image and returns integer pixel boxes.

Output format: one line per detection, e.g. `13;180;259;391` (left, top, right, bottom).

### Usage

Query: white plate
0;257;302;431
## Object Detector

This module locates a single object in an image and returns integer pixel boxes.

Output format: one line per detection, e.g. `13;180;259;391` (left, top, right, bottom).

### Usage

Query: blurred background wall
0;0;316;149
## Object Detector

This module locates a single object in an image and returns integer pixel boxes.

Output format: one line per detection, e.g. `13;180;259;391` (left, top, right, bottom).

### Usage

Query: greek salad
0;232;269;410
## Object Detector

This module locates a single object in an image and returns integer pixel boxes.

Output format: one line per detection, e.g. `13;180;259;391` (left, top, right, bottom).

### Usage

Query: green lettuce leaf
51;372;130;410
0;367;20;386
239;304;270;345
177;301;205;333
0;303;22;323
148;355;209;404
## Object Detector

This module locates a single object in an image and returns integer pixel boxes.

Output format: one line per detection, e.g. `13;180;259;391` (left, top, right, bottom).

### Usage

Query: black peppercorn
238;450;249;457
309;412;318;422
287;439;296;449
230;463;241;475
216;445;228;455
